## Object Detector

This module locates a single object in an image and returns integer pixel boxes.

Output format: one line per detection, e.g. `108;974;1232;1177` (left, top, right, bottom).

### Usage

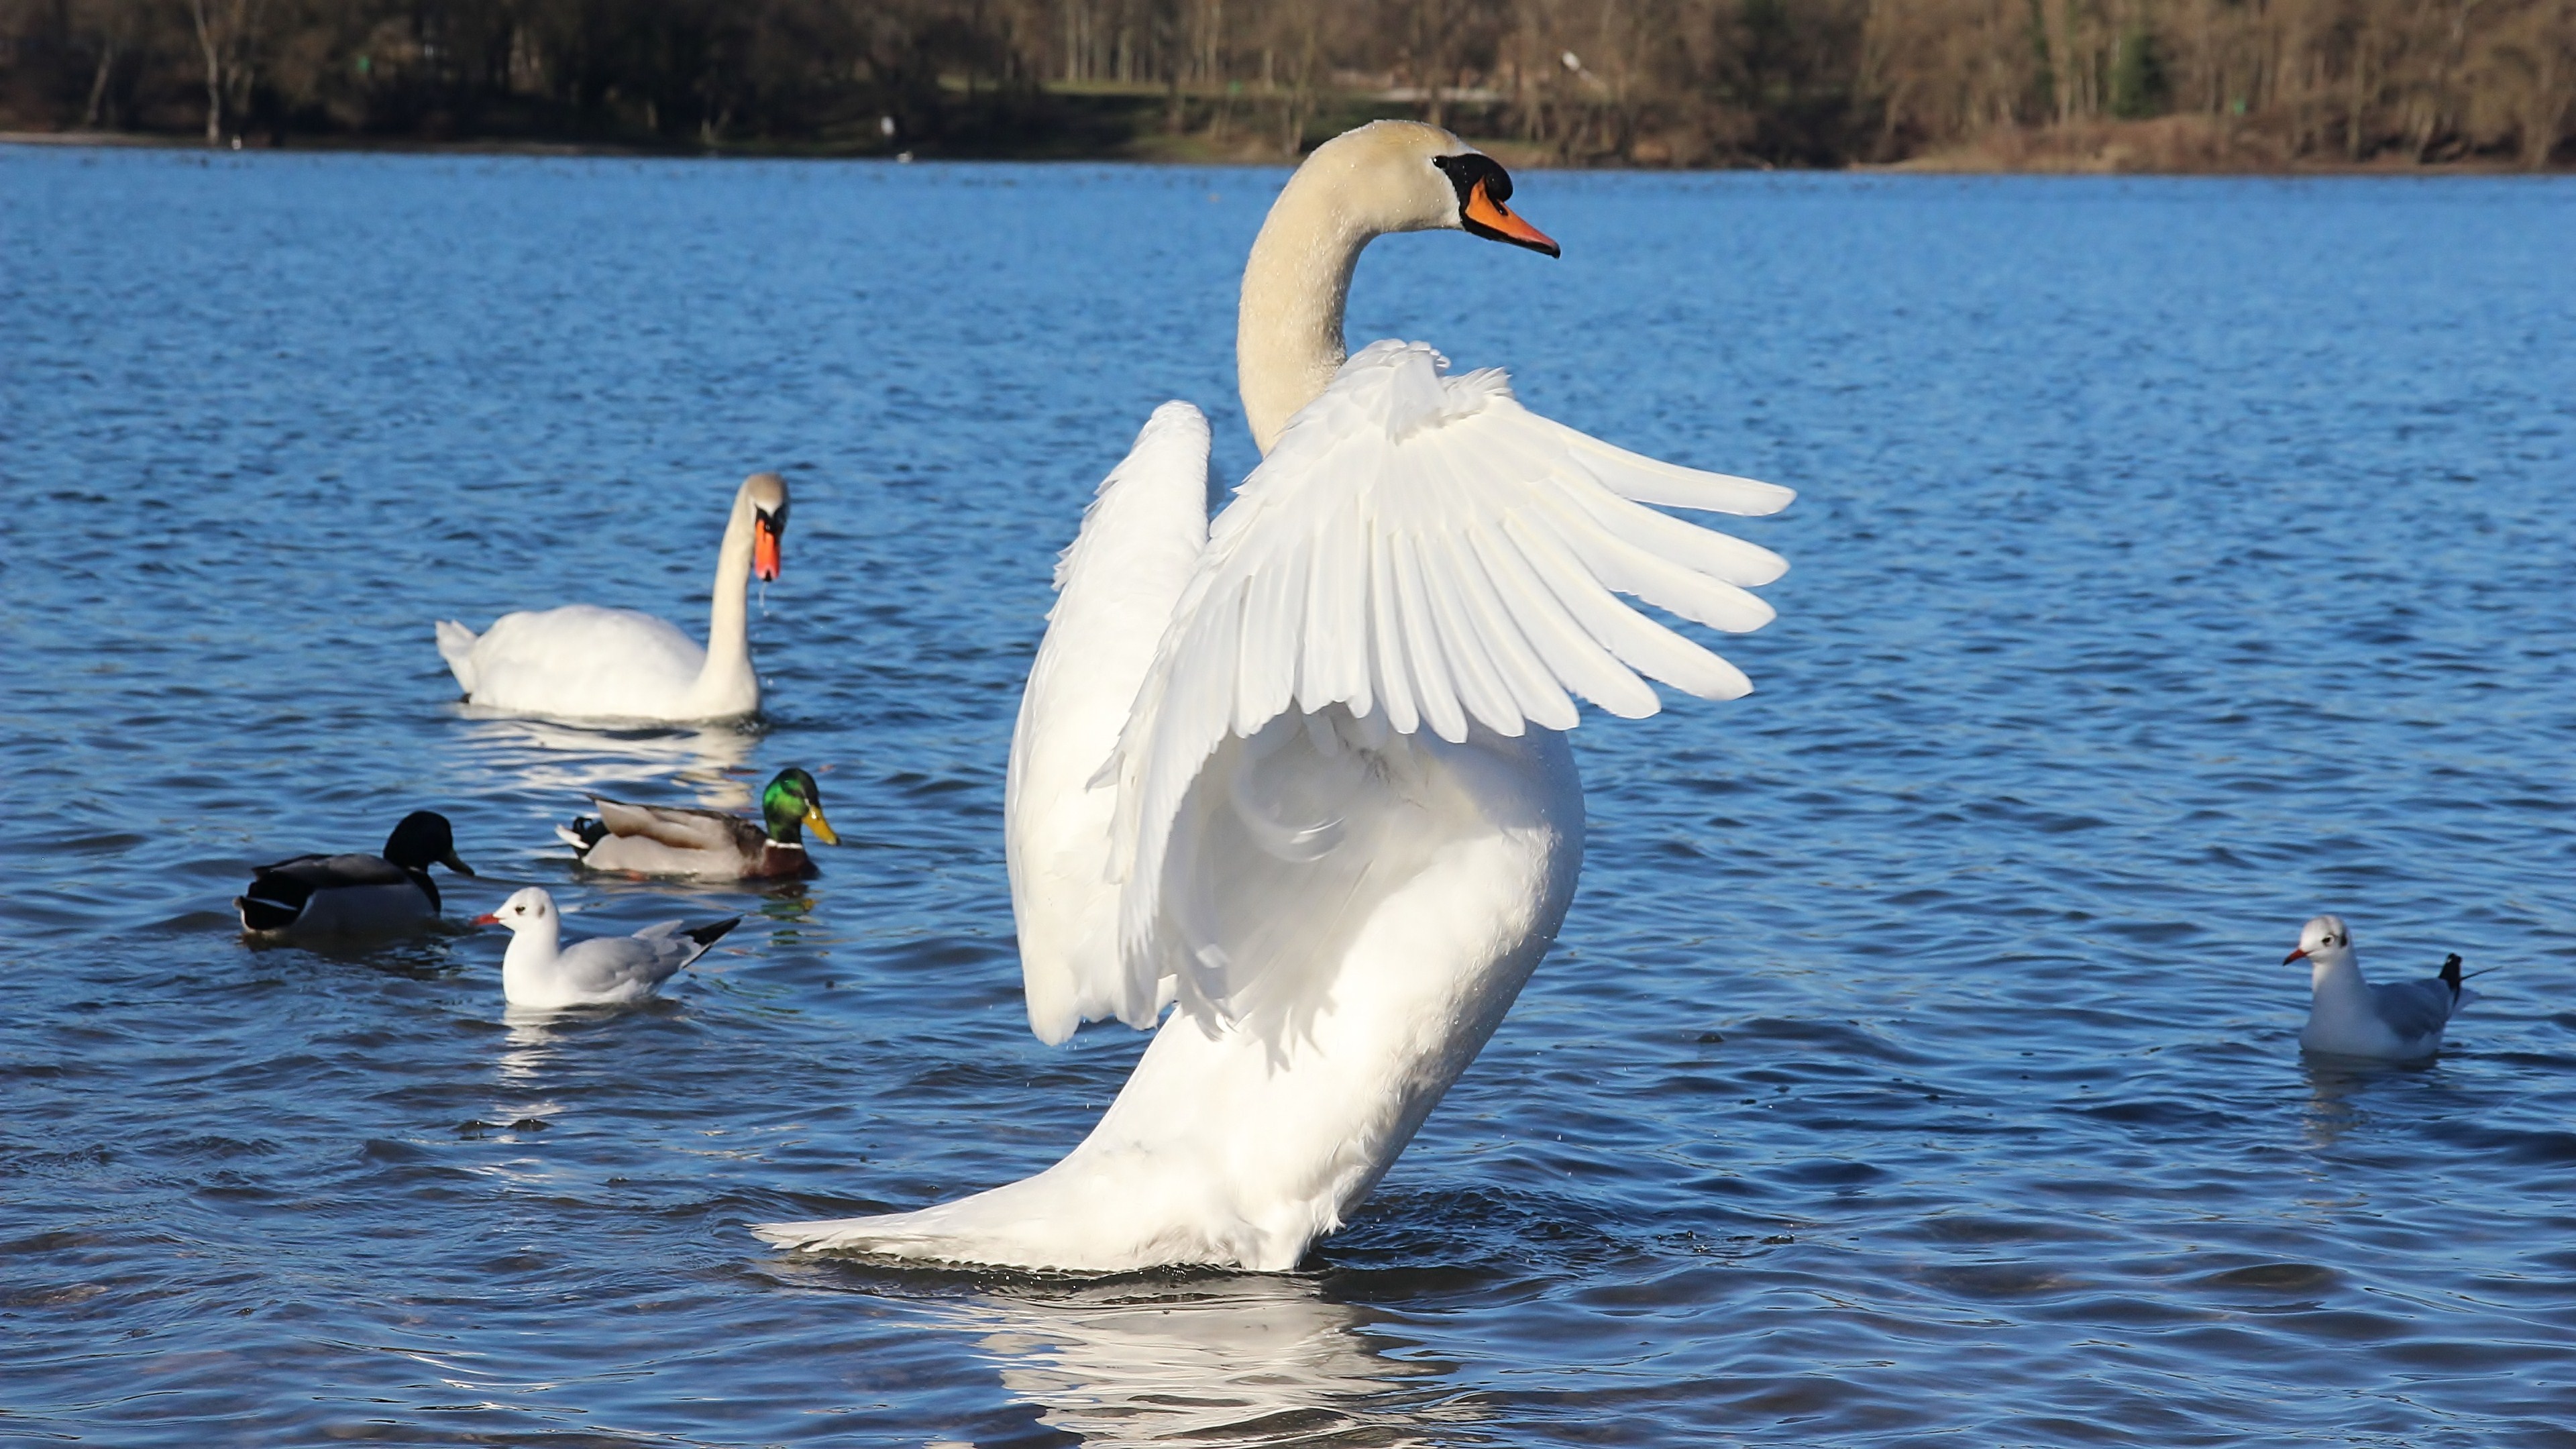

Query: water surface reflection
447;714;761;811
943;1275;1474;1447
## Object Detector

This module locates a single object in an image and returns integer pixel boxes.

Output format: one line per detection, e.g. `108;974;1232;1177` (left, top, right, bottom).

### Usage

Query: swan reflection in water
924;1273;1479;1447
446;713;761;813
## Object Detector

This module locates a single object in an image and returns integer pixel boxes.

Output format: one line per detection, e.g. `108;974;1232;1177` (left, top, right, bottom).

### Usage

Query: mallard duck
474;886;739;1009
236;810;476;940
556;767;838;879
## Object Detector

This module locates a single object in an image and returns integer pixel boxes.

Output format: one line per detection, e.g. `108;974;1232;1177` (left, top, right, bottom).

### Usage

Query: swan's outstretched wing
1099;340;1792;1028
1007;402;1212;1044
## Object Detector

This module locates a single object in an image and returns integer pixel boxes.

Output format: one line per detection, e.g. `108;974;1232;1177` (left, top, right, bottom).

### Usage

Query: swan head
382;810;474;877
741;472;790;582
2284;914;2353;969
760;767;839;847
1299;121;1558;256
473;886;557;932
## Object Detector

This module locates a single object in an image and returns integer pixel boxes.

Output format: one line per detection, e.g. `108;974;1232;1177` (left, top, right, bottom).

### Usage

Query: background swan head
1239;121;1558;453
2284;914;2353;970
741;472;790;582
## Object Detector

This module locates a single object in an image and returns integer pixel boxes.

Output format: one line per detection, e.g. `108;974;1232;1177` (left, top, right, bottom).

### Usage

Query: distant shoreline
5;126;2561;177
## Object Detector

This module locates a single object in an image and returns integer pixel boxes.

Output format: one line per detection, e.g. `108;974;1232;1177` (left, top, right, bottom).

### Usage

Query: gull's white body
435;474;781;722
482;887;733;1010
757;123;1791;1272
2292;915;2473;1061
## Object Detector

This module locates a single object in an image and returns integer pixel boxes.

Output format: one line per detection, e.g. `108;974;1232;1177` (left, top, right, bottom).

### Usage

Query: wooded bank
5;1;2570;169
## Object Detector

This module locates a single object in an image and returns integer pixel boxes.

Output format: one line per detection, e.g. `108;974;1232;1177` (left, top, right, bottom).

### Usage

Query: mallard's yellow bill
804;804;840;846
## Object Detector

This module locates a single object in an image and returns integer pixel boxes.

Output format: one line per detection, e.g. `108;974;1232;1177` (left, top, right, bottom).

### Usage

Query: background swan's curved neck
700;492;757;688
1238;171;1375;455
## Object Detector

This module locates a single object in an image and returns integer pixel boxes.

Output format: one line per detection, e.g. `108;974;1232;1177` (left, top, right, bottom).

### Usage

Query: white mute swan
758;121;1792;1272
435;472;790;723
2286;914;2476;1060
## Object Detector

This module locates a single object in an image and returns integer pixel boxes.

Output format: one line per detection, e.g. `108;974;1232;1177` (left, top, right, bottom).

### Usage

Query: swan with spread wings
759;121;1792;1272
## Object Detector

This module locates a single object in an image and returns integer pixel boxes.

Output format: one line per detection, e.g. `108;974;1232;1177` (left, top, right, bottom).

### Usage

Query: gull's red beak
472;912;499;926
1464;180;1559;258
2282;947;2309;965
753;515;783;582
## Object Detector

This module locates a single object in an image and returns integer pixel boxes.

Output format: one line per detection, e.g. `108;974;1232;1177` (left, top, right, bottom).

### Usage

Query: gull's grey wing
562;917;742;998
555;934;690;998
2371;977;2460;1042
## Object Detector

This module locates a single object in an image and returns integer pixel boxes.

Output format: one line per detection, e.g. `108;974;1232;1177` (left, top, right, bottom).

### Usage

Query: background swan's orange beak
1466;182;1560;257
754;518;783;582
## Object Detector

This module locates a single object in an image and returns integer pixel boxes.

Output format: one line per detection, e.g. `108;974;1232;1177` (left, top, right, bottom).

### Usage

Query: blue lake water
3;146;2574;1446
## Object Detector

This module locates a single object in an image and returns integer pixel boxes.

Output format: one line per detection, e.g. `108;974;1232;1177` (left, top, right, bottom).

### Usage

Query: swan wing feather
1099;340;1789;1026
1007;402;1212;1042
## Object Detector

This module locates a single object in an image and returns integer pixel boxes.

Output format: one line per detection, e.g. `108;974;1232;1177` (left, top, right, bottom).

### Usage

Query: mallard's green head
760;768;838;847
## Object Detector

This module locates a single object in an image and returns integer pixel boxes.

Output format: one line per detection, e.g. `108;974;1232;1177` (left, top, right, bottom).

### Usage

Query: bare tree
188;0;269;144
0;0;2566;166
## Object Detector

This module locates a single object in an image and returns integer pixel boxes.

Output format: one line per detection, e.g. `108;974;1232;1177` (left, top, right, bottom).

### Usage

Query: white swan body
758;123;1791;1272
435;473;790;723
2288;914;2473;1061
475;886;739;1010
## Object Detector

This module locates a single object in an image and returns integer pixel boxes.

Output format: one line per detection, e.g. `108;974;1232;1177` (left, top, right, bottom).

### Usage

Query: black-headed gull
2286;914;2473;1061
474;886;738;1010
235;810;474;941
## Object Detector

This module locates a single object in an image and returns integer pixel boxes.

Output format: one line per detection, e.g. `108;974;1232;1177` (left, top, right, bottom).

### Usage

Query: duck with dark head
237;810;475;941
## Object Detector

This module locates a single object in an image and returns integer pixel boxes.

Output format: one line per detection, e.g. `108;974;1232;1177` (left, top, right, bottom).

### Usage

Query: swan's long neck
699;490;757;693
1238;170;1376;455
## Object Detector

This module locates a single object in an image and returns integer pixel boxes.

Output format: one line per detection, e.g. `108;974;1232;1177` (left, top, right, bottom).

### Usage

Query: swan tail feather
752;1205;992;1260
434;620;480;694
753;1175;1090;1268
752;1155;1284;1272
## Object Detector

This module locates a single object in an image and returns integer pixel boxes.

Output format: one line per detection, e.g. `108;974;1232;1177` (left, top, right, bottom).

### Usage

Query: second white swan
759;122;1792;1272
435;472;790;723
